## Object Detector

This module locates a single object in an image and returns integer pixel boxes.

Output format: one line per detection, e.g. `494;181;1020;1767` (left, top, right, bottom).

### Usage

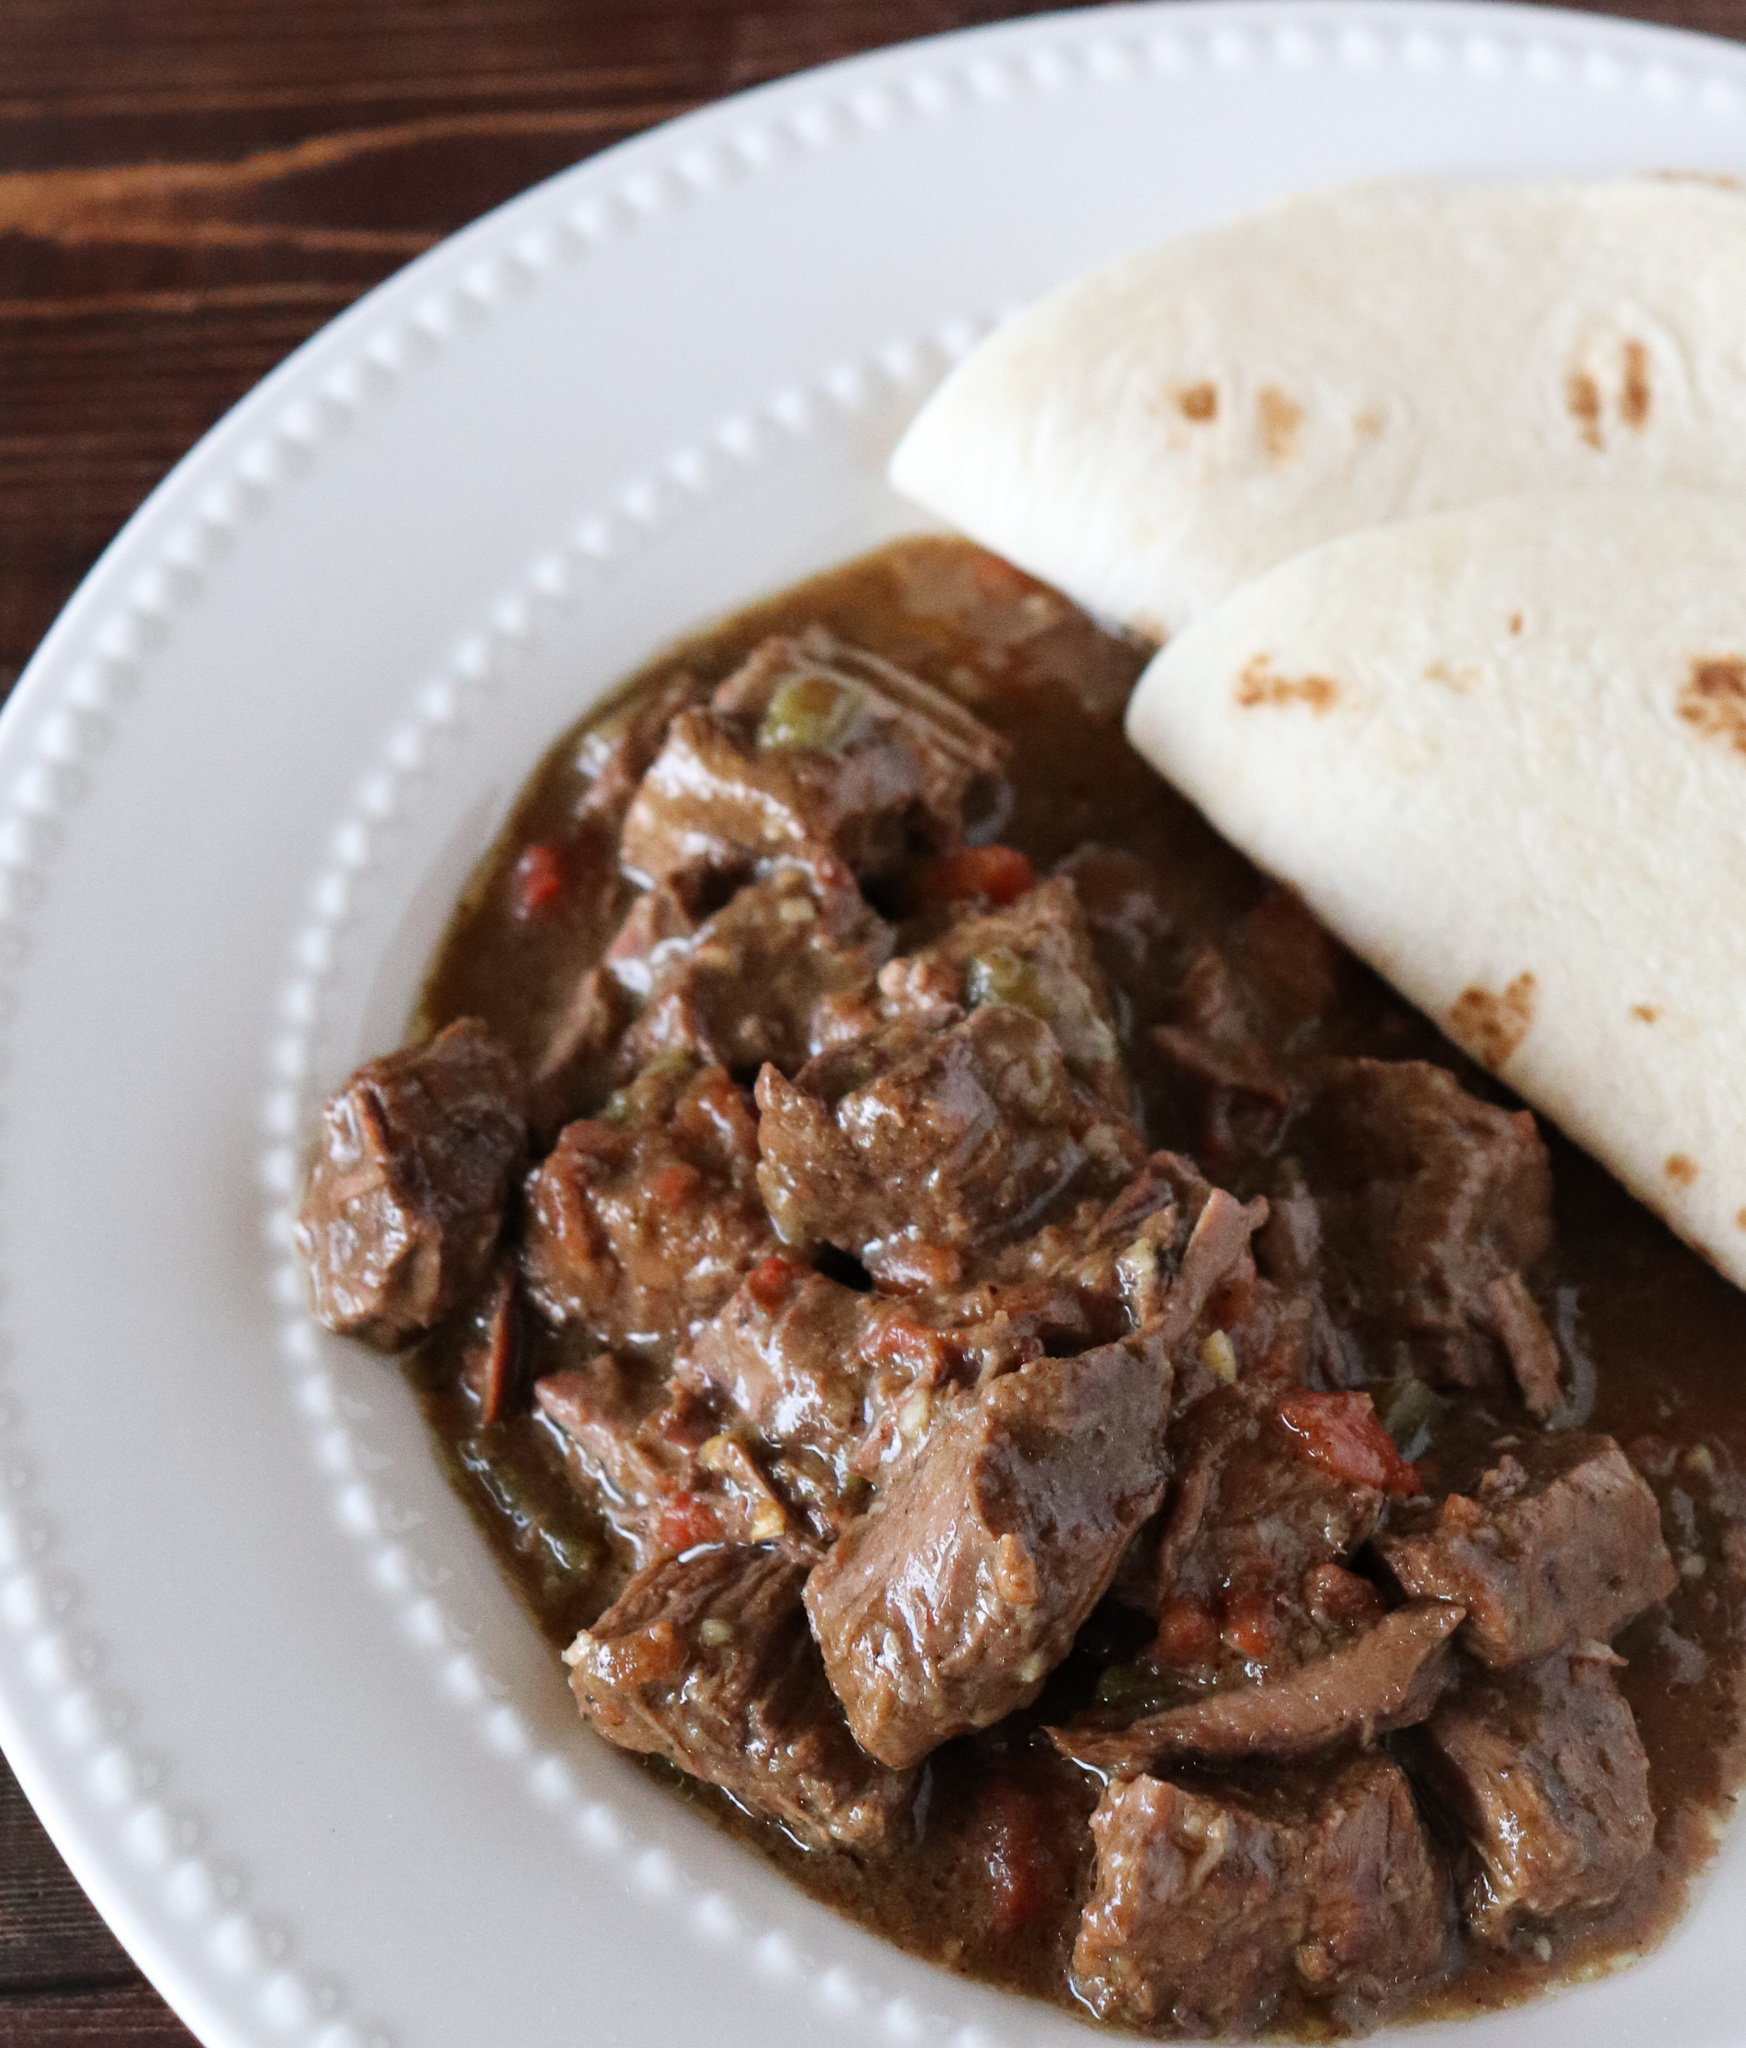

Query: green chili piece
757;672;863;752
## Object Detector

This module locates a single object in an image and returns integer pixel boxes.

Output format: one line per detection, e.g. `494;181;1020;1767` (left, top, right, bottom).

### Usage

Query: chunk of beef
876;876;1129;1111
1223;886;1342;1025
678;1253;1129;1529
1416;1651;1654;1944
674;1263;881;1535
803;1333;1173;1768
521;1059;775;1362
989;1153;1273;1395
619;635;1008;886
527;867;728;1135
297;1018;526;1348
1293;1058;1554;1388
1051;1601;1461;1770
1141;1385;1408;1683
1071;1755;1448;2034
622;860;892;1079
564;1545;912;1851
535;1355;688;1553
573;669;708;828
527;965;634;1139
537;1355;810;1565
1154;945;1290;1169
756;1006;1142;1289
1054;844;1178;1014
715;630;1009;833
1378;1432;1676;1666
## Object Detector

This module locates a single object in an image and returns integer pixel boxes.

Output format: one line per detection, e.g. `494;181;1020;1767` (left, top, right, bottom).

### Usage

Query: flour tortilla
1125;488;1746;1287
891;177;1746;639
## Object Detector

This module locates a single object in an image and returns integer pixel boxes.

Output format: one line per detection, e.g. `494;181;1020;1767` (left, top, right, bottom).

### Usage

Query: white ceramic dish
7;5;1746;2043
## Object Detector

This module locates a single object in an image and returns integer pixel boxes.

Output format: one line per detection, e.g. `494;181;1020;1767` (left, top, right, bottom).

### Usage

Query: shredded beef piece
521;1059;774;1362
1483;1269;1564;1419
755;1006;1142;1287
1071;1755;1448;2034
1054;844;1178;1001
1253;1160;1323;1291
1223;887;1343;1024
804;1333;1173;1768
621;859;892;1079
875;876;1130;1110
1293;1057;1554;1388
1154;945;1290;1169
565;1545;913;1850
1379;1432;1675;1666
297;1018;526;1349
1416;1651;1654;1944
1051;1601;1461;1770
460;1261;521;1423
619;634;1008;886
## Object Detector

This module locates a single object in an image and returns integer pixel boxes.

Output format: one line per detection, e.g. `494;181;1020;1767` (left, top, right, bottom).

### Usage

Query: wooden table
1;0;1741;2037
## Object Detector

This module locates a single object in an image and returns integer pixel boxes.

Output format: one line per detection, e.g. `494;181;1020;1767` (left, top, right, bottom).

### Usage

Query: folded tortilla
891;178;1746;640
1125;488;1746;1287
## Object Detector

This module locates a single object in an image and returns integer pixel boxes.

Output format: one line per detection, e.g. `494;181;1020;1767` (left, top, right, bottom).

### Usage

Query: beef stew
296;538;1746;2037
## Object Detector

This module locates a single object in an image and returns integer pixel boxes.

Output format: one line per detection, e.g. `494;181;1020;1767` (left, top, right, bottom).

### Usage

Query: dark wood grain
0;0;1742;2039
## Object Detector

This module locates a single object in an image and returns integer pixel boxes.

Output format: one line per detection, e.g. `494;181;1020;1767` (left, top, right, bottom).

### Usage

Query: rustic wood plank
0;1759;140;1994
0;1979;200;2043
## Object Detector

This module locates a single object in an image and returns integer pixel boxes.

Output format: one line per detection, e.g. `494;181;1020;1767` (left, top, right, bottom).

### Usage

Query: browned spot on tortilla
1621;340;1652;428
1678;655;1746;756
1424;660;1478;693
1353;406;1385;438
1736;1207;1746;1231
1566;369;1604;449
1653;169;1746;190
1508;613;1524;636
1178;382;1218;422
1666;1153;1700;1188
1257;385;1303;460
1234;656;1339;713
1449;973;1537;1068
1630;1003;1661;1023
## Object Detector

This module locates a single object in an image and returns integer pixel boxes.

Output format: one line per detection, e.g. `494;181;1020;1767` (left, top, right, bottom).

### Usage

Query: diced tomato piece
598;1617;688;1688
1208;1274;1256;1332
867;1311;961;1383
648;1161;702;1209
1154;1593;1219;1666
1220;1587;1281;1659
979;1777;1053;1937
745;1253;804;1312
1275;1389;1423;1496
513;840;566;918
652;1492;724;1556
1303;1562;1386;1628
918;844;1036;907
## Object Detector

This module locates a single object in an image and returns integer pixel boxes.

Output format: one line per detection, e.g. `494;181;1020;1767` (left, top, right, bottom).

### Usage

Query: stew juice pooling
297;537;1746;2038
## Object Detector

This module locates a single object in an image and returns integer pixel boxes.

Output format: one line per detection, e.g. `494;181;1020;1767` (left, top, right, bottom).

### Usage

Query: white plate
7;5;1746;2044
